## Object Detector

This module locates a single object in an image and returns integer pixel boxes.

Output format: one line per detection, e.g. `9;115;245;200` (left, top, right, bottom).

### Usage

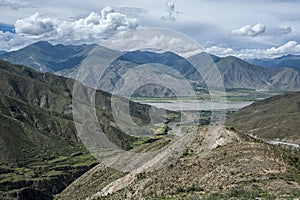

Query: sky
0;0;300;59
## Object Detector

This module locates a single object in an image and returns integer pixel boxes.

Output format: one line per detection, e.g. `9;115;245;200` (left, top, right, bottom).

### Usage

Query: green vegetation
224;89;281;101
0;144;98;198
205;188;275;200
204;186;300;200
151;197;174;200
131;137;152;147
132;88;280;102
153;123;169;135
130;134;169;148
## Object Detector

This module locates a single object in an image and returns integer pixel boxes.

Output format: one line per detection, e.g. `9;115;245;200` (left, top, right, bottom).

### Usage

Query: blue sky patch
0;23;15;33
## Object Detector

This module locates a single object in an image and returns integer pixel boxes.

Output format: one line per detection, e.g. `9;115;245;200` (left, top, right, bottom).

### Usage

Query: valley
1;1;300;199
0;42;300;200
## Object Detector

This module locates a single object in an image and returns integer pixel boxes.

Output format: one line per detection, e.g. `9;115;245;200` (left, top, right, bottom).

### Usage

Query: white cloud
15;13;56;38
113;7;147;17
0;31;31;51
230;23;292;38
206;41;300;59
14;7;139;44
205;46;235;56
230;23;266;36
0;0;30;10
269;27;292;36
102;28;202;57
161;1;179;22
264;41;300;56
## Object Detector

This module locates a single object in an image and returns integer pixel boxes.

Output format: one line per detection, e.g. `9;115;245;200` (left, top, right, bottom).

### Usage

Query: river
134;99;253;111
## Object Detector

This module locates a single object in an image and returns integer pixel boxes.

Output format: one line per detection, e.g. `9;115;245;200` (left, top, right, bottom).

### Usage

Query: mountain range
1;42;300;96
247;54;300;72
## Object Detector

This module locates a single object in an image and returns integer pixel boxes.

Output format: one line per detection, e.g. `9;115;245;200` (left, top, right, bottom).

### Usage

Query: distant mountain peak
0;42;98;72
32;41;54;48
188;52;220;62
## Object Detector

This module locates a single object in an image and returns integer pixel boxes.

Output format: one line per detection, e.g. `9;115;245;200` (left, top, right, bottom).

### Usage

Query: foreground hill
0;60;163;199
57;126;300;199
56;92;300;199
227;91;300;143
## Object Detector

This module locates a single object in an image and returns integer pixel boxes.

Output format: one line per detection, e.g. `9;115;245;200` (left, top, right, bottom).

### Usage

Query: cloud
161;1;180;22
15;13;56;38
269;27;292;36
0;0;30;10
113;7;147;17
230;23;292;37
230;23;266;36
264;41;300;55
14;7;139;44
205;45;235;56
0;31;31;51
102;28;201;57
205;41;300;59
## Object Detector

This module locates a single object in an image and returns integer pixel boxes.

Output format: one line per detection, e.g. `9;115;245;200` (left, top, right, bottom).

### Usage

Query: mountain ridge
0;41;97;73
247;54;300;72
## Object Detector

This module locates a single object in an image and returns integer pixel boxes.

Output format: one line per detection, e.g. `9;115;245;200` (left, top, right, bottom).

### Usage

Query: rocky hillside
56;126;300;200
227;91;300;143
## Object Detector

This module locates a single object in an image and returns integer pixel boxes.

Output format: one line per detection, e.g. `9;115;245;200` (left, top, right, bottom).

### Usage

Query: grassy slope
0;60;162;199
226;91;300;143
0;94;97;199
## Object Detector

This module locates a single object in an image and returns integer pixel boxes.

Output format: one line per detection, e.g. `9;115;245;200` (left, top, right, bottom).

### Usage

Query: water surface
134;100;253;111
